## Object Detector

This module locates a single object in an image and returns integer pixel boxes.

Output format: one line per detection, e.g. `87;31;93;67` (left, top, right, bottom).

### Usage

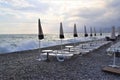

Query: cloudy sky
0;0;120;34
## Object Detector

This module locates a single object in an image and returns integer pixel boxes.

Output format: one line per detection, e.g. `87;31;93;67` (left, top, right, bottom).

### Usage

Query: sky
0;0;120;34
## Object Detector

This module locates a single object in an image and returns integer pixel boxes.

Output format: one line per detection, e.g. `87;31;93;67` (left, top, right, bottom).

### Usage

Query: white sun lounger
53;50;74;62
38;49;74;62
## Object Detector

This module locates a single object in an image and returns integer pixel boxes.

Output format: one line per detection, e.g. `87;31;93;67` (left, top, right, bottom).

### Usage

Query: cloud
0;0;50;13
0;0;34;8
0;0;120;34
106;0;120;9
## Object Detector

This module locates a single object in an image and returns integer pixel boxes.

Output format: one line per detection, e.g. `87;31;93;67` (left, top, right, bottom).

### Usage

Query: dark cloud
67;0;120;33
74;8;106;19
107;0;120;9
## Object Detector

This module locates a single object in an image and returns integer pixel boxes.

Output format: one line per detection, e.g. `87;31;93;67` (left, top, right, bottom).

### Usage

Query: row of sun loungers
38;40;111;62
73;40;110;55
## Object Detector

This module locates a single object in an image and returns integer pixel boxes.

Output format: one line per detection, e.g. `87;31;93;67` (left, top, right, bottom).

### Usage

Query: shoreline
0;39;101;56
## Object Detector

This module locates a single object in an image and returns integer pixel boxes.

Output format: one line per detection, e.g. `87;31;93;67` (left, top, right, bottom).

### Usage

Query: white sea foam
0;33;110;54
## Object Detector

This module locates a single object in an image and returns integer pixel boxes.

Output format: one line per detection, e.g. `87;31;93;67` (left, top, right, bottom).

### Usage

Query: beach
0;40;120;80
1;0;120;80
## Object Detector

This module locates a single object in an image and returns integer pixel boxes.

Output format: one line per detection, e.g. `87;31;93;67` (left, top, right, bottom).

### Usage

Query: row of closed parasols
38;18;102;41
37;18;102;61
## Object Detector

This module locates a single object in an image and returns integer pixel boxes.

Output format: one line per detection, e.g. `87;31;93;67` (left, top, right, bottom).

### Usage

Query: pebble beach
0;41;120;80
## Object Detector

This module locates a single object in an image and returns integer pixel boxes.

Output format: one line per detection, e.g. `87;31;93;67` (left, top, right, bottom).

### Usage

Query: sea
0;33;110;54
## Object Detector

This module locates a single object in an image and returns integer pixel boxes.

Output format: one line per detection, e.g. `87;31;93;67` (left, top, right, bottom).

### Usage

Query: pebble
0;41;120;80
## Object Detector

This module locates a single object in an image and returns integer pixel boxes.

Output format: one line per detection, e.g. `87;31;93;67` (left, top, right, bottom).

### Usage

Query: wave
0;35;106;54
